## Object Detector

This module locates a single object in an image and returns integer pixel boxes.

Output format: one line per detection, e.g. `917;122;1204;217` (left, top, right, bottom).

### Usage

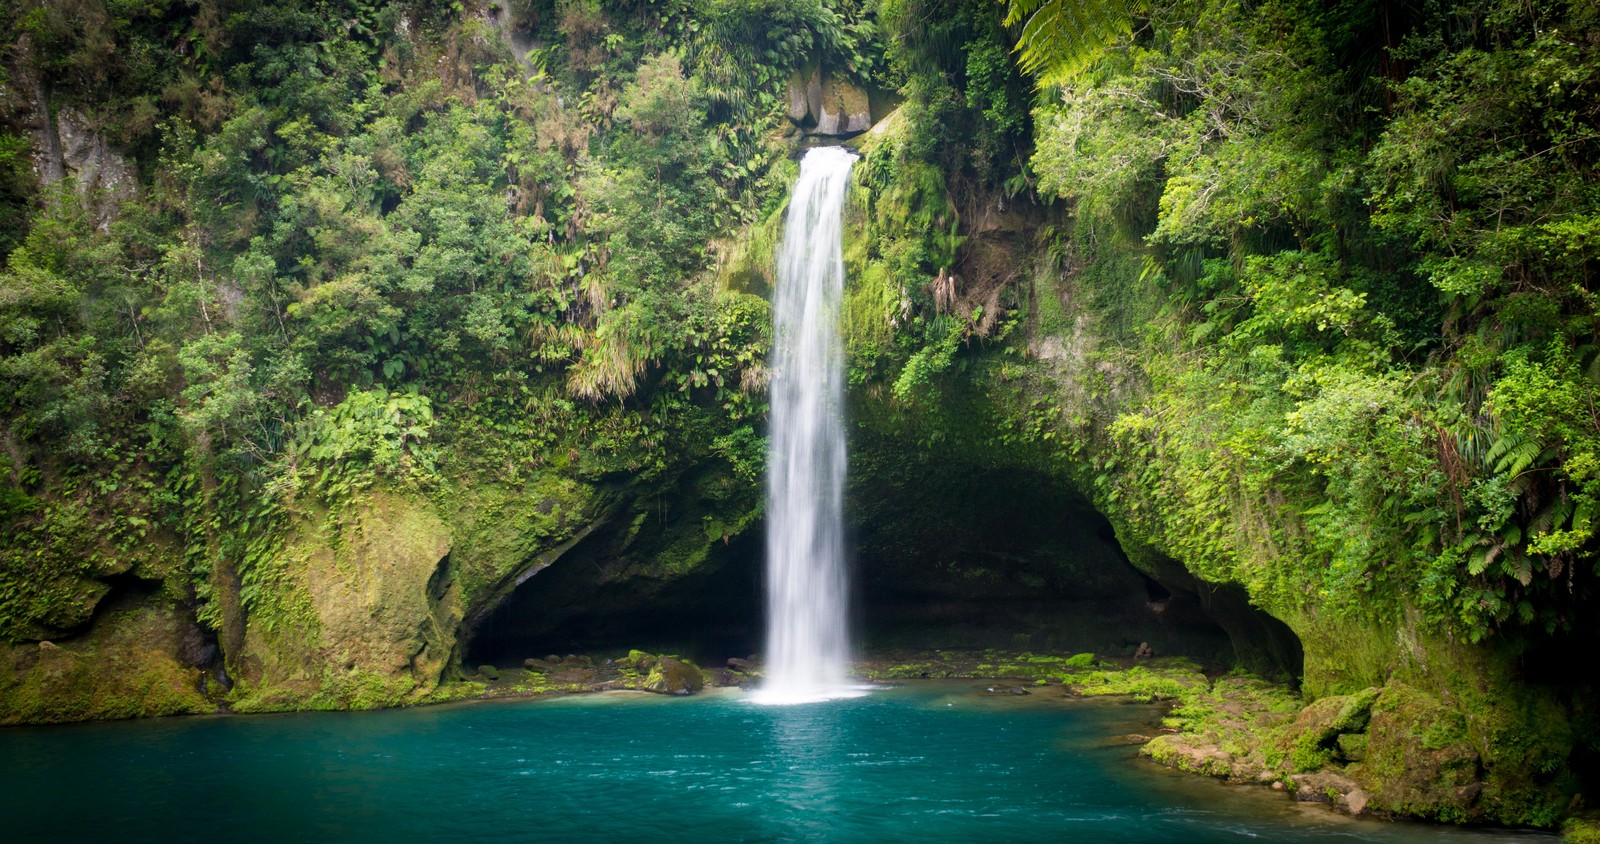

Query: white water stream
756;147;859;705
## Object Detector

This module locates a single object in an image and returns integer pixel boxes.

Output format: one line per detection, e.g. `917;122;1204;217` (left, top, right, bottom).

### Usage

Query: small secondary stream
0;686;1545;843
761;146;858;703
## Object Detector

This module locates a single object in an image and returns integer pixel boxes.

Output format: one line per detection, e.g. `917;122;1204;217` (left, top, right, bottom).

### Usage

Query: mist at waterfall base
759;147;860;705
0;687;1541;843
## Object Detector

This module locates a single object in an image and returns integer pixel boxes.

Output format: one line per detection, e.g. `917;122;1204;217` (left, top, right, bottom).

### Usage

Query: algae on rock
0;594;213;724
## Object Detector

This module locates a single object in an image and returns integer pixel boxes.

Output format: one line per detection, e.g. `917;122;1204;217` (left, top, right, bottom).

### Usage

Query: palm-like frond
1484;431;1546;480
1003;0;1145;83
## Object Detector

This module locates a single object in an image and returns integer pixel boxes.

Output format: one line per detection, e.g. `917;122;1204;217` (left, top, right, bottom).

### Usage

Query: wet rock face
9;38;135;232
229;491;459;707
785;62;872;137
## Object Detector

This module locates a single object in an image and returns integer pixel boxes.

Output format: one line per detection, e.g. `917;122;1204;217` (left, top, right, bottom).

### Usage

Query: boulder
1142;734;1236;778
727;657;757;672
643;657;704;696
477;664;500;681
983;685;1030;695
1283;687;1379;770
814;75;871;136
1347;684;1484;819
786;65;814;123
1290;770;1365;813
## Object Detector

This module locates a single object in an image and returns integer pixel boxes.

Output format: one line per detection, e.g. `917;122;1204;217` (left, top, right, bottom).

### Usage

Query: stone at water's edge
0;597;213;724
644;657;705;696
227;491;455;710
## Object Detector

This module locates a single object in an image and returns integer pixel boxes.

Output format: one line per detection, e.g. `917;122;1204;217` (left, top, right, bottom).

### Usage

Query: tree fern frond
1529;497;1574;537
1511;551;1534;587
1003;0;1145;84
1484;431;1543;477
1469;540;1503;576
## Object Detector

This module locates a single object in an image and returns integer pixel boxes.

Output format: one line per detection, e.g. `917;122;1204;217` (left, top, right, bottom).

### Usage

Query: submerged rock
982;685;1030;695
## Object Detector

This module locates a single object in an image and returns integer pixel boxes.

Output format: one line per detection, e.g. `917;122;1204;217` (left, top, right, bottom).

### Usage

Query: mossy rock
1281;687;1379;772
1348;684;1482;821
1336;732;1368;762
643;657;704;696
1564;815;1600;844
226;489;457;712
477;665;500;681
1143;734;1236;778
0;596;212;724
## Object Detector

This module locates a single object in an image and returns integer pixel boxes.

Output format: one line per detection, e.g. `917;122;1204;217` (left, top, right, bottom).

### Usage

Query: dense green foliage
1012;0;1600;649
2;0;1599;817
0;0;891;639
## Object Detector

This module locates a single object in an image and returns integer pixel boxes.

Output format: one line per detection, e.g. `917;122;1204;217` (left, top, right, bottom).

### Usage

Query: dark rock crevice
460;422;1305;683
463;526;763;667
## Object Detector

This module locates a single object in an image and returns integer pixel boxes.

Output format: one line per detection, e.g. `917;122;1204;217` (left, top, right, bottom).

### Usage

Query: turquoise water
0;684;1549;843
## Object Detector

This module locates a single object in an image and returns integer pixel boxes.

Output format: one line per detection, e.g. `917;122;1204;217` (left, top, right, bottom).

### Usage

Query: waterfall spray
756;146;859;705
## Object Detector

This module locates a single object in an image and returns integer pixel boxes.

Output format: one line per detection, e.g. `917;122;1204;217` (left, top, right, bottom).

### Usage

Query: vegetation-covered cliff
3;0;1598;832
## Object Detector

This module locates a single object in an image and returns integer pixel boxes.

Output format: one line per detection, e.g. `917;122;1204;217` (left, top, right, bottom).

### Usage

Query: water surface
0;684;1548;842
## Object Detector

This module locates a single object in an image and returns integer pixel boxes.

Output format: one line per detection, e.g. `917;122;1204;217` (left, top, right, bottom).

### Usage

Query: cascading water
756;146;859;705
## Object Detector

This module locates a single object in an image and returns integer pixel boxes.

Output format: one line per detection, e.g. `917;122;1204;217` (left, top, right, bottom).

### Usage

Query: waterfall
757;146;859;705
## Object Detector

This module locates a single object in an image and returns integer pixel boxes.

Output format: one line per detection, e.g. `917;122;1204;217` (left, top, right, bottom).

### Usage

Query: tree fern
1003;0;1145;83
1483;431;1550;480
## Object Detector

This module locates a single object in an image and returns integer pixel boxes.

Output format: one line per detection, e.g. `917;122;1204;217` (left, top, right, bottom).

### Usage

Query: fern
1528;497;1574;537
1468;540;1503;576
1003;0;1147;84
1483;431;1544;478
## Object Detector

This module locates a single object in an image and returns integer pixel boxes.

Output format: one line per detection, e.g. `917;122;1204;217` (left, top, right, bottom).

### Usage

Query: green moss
1564;816;1600;844
1143;735;1236;778
419;681;490;704
439;474;600;609
1290;730;1337;773
1336;732;1368;761
1070;665;1208;702
0;599;212;724
511;672;586;695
